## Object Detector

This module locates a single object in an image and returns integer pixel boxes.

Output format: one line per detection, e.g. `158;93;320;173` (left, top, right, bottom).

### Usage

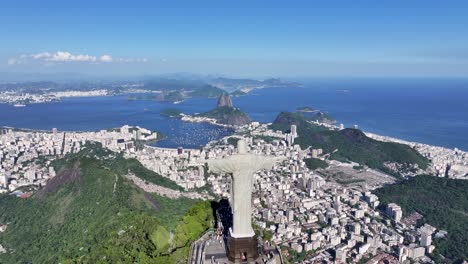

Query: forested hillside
0;144;213;263
271;112;429;175
374;176;468;263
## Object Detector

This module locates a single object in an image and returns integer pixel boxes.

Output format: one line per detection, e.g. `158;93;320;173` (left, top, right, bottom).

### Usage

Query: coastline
2;88;468;152
3;116;467;163
3;115;467;163
177;114;468;179
179;113;238;129
364;132;468;179
306;119;468;179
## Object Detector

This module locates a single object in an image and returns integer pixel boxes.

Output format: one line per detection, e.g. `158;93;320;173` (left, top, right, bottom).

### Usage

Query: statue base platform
227;235;259;263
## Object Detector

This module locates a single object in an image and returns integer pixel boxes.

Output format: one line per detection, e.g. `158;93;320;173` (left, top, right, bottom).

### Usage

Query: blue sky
1;0;468;78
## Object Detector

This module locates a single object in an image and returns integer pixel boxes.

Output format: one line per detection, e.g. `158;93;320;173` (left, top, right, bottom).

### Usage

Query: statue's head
237;139;247;155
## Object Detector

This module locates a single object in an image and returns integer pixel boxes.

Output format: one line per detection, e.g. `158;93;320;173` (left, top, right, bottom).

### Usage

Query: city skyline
2;0;468;78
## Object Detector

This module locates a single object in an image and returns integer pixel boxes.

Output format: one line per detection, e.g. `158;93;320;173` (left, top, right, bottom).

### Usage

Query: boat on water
13;104;26;107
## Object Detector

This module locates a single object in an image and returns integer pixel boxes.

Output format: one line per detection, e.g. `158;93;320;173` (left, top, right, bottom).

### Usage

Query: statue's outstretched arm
226;155;284;173
206;158;235;174
258;156;285;170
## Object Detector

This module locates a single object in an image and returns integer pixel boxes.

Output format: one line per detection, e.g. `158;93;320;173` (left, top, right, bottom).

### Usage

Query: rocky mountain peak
217;94;233;108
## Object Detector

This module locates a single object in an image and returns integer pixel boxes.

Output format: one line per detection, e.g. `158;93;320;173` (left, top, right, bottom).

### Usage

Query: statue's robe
208;154;281;237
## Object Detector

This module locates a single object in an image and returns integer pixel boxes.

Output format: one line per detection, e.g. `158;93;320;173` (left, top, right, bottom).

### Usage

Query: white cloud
32;52;51;60
7;51;148;65
99;54;113;62
45;51;97;62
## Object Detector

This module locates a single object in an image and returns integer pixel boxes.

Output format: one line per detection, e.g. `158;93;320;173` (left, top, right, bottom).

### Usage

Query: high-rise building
262;209;271;221
335;244;348;263
334;195;341;213
408;246;425;259
386;203;403;222
25;170;36;182
133;130;141;140
197;165;204;177
353;223;361;235
285;133;294;146
287;210;294;222
48;167;56;177
0;173;8;187
290;125;297;138
311;149;319;158
420;232;432;247
398;246;408;262
364;192;380;209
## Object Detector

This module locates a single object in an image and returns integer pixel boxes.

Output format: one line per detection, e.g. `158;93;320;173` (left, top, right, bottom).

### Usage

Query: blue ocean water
234;78;468;151
0;95;233;149
1;78;467;150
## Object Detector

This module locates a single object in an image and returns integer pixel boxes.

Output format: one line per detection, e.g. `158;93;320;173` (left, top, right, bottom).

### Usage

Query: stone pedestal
227;235;259;263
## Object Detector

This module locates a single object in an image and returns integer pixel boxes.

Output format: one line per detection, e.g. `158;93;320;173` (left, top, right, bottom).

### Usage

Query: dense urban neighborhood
1;113;467;263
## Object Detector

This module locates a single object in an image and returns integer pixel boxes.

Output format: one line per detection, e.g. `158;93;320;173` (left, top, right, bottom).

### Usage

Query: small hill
142;79;203;91
157;90;185;102
208;77;300;92
271;112;429;174
230;90;247;97
271;111;327;135
160;108;182;118
295;106;335;124
374;176;468;263
141;80;227;102
201;106;251;126
199;94;252;126
189;85;226;98
0;144;212;263
308;128;429;172
304;111;335;124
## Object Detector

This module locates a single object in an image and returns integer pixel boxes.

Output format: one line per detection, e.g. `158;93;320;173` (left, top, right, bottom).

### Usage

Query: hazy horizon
2;71;468;84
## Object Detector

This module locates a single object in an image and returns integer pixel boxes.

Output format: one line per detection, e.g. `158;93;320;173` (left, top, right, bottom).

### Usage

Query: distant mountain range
0;76;300;102
207;77;301;93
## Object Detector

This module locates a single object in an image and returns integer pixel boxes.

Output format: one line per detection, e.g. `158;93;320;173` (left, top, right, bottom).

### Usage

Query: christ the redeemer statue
207;139;283;239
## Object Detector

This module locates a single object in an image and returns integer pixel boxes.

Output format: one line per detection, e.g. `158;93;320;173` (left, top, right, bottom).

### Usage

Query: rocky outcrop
201;106;251;126
310;112;336;125
216;108;252;126
225;115;251;126
199;94;251;126
217;94;233;108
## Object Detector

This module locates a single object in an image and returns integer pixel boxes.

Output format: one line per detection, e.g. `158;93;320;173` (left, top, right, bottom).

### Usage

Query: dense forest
303;157;328;170
0;144;213;263
374;176;468;263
